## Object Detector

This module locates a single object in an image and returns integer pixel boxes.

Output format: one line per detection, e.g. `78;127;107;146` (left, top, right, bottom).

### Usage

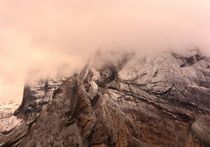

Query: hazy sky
0;0;210;103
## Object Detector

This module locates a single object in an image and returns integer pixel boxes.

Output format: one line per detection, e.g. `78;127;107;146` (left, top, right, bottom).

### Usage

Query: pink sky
0;0;210;103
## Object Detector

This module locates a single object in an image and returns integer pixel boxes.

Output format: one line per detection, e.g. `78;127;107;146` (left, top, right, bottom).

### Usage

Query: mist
0;0;210;103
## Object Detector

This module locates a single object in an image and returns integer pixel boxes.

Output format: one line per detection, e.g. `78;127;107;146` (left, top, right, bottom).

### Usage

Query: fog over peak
0;0;210;102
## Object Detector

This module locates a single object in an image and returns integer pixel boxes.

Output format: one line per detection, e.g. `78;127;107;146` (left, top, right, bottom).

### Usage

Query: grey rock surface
0;49;210;147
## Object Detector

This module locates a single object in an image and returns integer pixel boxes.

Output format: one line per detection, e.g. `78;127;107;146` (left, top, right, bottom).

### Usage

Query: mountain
0;49;210;147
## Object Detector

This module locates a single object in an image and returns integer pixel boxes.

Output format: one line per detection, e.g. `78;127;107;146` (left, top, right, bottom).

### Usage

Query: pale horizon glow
0;0;210;103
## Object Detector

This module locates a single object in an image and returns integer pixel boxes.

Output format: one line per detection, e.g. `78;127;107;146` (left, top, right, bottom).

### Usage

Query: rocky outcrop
0;103;20;133
0;49;210;147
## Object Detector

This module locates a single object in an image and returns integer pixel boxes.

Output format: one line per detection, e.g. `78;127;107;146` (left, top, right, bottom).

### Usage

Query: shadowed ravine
0;50;210;147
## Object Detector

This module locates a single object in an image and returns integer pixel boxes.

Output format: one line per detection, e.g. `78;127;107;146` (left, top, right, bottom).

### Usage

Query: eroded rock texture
0;50;210;147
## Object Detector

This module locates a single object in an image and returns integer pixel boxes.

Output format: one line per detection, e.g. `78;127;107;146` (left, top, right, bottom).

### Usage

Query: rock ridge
0;50;210;147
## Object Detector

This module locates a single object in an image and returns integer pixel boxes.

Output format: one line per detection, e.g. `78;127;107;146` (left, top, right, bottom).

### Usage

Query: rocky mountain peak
0;50;210;147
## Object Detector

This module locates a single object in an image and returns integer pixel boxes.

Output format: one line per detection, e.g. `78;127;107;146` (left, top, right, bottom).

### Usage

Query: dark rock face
15;79;64;116
0;50;210;147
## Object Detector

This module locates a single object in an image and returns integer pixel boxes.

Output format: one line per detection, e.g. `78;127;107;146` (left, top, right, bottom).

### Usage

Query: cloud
0;0;210;102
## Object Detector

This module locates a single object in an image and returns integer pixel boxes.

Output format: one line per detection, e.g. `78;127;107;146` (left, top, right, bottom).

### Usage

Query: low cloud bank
0;0;210;102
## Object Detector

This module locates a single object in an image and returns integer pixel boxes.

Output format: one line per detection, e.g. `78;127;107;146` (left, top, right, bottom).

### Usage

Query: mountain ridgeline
0;50;210;147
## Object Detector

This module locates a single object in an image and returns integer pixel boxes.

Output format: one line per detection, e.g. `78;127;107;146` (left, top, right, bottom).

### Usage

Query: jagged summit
0;49;210;147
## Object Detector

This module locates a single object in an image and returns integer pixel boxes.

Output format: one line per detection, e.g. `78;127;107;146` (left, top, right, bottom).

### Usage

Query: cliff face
0;50;210;147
